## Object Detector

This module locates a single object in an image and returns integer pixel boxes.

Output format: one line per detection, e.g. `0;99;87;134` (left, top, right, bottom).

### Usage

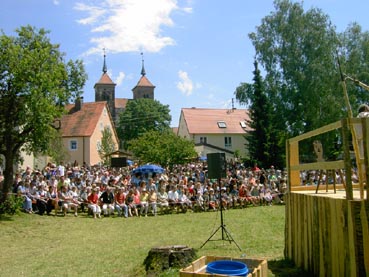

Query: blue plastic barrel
206;260;249;276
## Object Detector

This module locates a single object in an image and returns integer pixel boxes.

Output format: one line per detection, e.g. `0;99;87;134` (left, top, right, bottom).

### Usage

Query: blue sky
2;0;369;126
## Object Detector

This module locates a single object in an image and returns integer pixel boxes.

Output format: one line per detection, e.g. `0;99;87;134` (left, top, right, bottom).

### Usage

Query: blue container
206;260;249;276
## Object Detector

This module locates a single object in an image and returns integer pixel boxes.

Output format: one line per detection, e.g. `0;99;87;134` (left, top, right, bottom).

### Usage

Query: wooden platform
292;187;365;199
285;190;369;276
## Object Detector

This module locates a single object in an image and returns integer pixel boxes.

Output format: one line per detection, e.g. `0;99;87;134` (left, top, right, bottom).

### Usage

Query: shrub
0;193;23;215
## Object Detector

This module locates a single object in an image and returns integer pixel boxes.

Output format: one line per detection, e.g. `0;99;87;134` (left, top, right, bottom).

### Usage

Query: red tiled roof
95;73;115;85
181;108;250;134
61;102;107;137
134;75;155;88
172;127;178;134
115;98;129;109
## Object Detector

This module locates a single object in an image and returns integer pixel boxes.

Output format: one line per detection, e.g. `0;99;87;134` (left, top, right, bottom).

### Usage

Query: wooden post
287;140;300;190
362;117;369;201
341;118;353;200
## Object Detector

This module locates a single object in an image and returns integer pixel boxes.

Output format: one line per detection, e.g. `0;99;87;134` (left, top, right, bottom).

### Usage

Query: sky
2;0;369;127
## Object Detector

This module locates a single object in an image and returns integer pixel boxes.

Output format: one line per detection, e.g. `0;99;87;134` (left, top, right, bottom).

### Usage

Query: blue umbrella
127;159;134;166
132;164;164;174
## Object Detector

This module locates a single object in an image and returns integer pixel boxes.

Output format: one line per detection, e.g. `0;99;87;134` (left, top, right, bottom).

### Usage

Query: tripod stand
200;179;242;251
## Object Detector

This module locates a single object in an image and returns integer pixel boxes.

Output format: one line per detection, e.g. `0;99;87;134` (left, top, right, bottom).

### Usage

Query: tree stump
143;245;196;276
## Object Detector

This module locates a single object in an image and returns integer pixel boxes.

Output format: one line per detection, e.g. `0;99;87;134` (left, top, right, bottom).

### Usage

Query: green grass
0;206;286;276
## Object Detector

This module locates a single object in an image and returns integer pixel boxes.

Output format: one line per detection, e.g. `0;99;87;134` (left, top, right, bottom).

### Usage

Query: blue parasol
132;164;164;174
127;159;134;166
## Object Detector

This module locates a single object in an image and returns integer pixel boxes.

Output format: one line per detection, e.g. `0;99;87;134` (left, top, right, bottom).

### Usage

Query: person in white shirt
57;162;65;177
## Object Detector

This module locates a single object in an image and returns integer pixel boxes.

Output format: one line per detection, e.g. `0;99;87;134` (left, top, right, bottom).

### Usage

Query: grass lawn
0;205;286;276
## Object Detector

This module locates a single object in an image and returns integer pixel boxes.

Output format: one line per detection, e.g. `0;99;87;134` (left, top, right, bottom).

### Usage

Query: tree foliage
47;131;70;165
128;130;197;169
236;60;281;168
338;23;369;107
249;0;342;136
236;0;369;166
117;98;171;149
98;127;117;166
0;25;87;200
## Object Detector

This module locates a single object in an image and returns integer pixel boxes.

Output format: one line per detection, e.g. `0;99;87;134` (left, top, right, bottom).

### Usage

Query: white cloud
74;3;106;25
115;71;126;86
177;70;193;96
75;0;191;55
53;0;60;5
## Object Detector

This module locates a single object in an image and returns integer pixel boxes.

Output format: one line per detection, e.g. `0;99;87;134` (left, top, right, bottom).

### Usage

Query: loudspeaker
207;153;226;179
110;157;127;167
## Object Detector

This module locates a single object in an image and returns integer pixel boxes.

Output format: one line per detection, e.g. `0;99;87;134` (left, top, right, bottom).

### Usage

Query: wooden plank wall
285;193;369;276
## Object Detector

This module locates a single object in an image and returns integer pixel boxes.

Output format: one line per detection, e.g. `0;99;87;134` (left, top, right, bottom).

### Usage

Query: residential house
60;98;119;166
177;107;250;160
17;54;153;170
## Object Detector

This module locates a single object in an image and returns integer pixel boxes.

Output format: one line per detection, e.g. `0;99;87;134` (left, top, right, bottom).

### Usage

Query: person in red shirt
114;187;128;218
88;188;101;219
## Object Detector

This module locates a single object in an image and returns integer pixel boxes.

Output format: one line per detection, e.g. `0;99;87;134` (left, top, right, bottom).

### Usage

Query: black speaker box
111;157;127;167
207;153;226;179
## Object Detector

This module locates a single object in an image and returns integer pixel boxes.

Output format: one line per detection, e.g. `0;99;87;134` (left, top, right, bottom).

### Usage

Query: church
94;53;156;124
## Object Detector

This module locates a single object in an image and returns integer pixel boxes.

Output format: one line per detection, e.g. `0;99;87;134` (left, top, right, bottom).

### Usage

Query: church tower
132;53;155;99
94;51;116;120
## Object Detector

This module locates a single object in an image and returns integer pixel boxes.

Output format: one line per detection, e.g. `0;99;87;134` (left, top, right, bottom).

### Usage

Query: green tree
338;23;369;110
246;0;357;165
98;127;117;166
128;130;197;169
47;131;70;165
250;0;342;137
0;25;87;203
235;60;278;168
117;98;171;149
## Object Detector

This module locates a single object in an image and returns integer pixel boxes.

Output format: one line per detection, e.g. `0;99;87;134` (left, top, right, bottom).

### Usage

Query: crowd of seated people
5;160;288;218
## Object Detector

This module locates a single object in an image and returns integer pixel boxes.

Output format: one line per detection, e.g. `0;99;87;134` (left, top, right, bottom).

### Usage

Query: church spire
140;52;146;76
102;48;107;73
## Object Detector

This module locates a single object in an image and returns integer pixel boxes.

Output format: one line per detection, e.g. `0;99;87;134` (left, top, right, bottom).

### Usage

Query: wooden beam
290;161;345;171
288;121;342;143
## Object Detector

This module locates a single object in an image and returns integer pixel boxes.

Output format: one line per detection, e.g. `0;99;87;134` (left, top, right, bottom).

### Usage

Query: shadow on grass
268;258;313;277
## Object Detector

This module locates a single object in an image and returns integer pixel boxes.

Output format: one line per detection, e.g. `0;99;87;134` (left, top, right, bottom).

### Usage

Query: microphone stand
200;178;242;251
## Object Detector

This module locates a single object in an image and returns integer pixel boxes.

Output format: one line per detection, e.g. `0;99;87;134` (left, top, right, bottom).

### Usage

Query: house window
225;137;232;148
240;121;247;128
70;140;77;151
200;137;207;144
217;121;227;128
96;141;101;151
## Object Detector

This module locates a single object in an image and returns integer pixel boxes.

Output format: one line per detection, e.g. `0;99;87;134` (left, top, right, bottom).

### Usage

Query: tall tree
235;60;272;168
117;98;171;149
0;25;87;202
245;0;356;164
249;0;342;138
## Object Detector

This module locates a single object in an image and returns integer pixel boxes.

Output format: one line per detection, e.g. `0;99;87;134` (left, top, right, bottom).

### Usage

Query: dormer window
240;121;247;128
217;121;227;128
